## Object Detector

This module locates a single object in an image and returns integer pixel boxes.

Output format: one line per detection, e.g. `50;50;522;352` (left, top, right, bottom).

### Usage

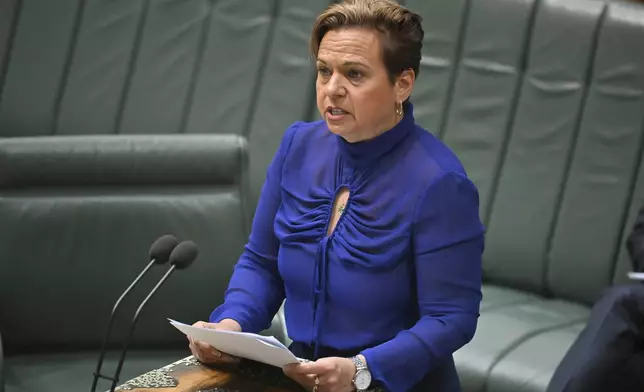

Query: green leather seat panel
0;135;249;351
547;0;644;304
404;0;468;134
56;1;145;136
483;0;604;294
455;286;589;392
0;0;79;137
3;349;188;392
261;302;292;348
1;135;245;187
478;284;539;312
117;1;211;135
0;331;3;392
246;0;331;209
440;0;536;222
0;1;18;88
0;189;247;349
487;323;587;392
183;0;276;135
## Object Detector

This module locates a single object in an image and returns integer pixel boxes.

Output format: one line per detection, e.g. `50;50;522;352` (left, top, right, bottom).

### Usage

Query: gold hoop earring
395;102;403;116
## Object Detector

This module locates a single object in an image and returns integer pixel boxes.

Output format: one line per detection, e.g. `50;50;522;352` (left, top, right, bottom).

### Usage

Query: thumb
286;362;317;375
193;321;217;329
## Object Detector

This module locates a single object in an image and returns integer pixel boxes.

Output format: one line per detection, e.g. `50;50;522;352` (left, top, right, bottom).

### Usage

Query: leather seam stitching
482;317;588;392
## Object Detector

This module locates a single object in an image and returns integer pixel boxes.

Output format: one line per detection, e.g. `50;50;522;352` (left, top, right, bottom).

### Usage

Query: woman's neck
336;101;415;168
342;112;403;144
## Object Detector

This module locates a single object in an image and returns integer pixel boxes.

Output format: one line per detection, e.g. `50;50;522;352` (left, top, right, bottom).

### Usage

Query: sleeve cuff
360;330;430;392
209;307;253;333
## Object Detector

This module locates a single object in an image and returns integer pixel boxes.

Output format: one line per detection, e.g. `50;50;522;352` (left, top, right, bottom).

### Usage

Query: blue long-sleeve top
210;102;484;392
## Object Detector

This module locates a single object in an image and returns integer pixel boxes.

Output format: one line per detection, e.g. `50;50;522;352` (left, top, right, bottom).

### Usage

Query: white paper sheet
628;271;644;281
168;319;302;368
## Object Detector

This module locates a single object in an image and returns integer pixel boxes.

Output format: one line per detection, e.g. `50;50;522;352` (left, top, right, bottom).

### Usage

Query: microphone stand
109;265;178;392
91;259;157;392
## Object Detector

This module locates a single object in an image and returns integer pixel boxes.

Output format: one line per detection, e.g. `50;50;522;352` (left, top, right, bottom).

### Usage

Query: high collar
336;101;415;168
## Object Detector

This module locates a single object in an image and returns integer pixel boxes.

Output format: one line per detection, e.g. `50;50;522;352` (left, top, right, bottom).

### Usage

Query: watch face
355;370;372;390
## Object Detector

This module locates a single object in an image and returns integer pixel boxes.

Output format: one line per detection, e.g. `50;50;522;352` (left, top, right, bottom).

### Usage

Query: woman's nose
326;74;346;97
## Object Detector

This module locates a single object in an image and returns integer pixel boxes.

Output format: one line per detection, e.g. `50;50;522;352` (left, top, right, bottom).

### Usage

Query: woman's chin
326;122;352;136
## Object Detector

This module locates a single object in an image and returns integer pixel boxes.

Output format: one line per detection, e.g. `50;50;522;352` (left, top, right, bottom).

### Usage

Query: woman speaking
189;1;485;391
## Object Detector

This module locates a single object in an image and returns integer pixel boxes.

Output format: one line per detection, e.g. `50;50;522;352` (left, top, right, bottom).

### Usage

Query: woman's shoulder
406;127;483;230
282;119;328;143
411;126;467;174
278;119;333;159
404;126;473;188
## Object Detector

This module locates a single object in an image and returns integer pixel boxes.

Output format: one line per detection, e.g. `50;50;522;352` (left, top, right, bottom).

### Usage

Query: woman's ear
396;69;415;103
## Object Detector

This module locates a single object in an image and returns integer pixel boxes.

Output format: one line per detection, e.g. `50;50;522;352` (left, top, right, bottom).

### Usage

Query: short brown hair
310;0;424;83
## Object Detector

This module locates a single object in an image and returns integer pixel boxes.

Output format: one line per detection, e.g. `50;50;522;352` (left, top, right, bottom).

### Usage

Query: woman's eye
347;70;362;80
317;67;331;76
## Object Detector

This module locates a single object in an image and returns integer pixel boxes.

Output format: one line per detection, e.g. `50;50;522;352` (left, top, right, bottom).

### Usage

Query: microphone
90;234;179;392
109;240;199;392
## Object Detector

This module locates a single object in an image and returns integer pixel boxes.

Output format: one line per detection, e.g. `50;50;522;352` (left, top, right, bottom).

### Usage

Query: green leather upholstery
0;331;3;392
546;0;644;303
5;350;187;392
418;0;644;390
246;0;331;209
0;135;250;391
1;1;644;392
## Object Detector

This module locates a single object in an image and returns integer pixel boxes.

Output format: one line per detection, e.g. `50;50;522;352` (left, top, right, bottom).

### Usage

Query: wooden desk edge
113;356;299;392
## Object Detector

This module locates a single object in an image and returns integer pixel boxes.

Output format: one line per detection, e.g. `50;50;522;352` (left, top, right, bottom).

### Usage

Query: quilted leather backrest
404;0;644;304
0;135;244;187
1;0;643;318
0;134;249;351
0;0;277;137
0;0;334;352
244;0;332;208
0;0;333;213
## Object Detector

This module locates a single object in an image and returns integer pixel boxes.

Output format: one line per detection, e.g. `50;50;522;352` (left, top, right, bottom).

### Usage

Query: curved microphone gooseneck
90;234;179;392
109;240;199;392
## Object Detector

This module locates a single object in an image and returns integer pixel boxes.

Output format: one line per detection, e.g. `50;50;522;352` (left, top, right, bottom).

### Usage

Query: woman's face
315;27;413;143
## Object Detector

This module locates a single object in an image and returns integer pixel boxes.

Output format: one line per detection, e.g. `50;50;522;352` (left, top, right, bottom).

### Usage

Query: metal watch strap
351;356;370;391
351;355;367;371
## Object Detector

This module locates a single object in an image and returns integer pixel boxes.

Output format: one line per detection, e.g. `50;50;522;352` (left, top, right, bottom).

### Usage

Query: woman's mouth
326;107;349;121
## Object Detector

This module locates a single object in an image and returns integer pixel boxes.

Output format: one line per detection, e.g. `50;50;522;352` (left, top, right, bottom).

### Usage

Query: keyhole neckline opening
325;185;352;238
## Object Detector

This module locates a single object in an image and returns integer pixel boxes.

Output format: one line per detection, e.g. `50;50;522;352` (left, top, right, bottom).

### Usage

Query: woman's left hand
283;357;356;392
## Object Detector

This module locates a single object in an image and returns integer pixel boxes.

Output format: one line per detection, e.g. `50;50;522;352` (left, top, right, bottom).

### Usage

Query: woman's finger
194;339;218;352
192;339;225;359
317;373;339;388
284;371;318;392
191;342;239;365
188;341;203;358
189;340;213;361
192;348;218;364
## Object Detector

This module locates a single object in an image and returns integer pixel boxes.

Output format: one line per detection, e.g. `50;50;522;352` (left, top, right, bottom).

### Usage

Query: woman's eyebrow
316;59;369;68
342;61;368;68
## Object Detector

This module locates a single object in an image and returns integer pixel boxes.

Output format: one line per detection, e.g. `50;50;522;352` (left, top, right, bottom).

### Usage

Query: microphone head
169;240;198;270
149;234;179;265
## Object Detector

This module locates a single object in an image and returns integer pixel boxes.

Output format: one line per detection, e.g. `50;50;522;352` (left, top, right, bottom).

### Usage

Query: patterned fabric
112;356;198;390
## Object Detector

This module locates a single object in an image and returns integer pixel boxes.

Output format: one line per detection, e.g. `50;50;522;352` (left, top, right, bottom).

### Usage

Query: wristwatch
350;356;372;391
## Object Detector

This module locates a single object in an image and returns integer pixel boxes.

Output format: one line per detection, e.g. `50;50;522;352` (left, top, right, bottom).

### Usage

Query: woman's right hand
188;319;242;365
